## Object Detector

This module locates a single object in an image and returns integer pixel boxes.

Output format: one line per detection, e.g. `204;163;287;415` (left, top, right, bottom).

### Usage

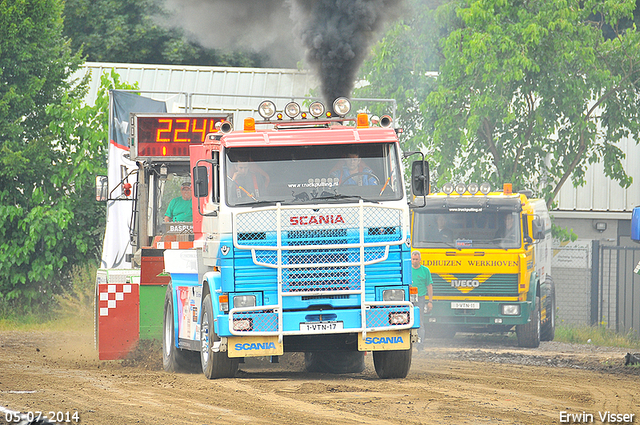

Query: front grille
234;205;404;294
283;265;360;292
432;273;519;297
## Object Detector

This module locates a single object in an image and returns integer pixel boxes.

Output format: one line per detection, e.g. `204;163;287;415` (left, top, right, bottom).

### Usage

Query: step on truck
408;177;555;347
163;98;420;378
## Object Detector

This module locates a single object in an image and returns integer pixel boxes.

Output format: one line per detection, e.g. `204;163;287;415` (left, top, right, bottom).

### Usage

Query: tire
516;296;541;348
540;283;556;342
372;349;412;379
200;294;239;379
304;351;365;374
162;285;201;373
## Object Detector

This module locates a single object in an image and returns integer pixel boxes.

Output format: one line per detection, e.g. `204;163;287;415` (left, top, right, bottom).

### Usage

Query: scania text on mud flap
162;98;420;379
409;179;555;347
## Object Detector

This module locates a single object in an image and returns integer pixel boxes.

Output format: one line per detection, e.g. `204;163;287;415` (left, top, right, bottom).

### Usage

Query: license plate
451;302;480;310
300;321;343;332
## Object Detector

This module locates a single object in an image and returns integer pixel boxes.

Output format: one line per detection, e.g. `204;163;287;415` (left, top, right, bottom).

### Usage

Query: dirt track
1;330;639;425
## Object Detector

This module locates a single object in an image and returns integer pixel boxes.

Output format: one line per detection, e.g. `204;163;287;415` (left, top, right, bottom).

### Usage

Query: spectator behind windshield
164;181;193;222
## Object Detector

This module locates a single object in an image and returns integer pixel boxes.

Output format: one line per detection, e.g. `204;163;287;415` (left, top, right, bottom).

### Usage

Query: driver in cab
228;160;268;201
330;153;377;186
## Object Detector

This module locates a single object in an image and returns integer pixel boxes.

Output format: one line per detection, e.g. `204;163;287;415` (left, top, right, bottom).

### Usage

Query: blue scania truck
160;98;421;379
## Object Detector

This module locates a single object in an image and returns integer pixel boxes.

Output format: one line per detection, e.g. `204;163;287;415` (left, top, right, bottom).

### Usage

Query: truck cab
410;179;555;347
163;99;419;379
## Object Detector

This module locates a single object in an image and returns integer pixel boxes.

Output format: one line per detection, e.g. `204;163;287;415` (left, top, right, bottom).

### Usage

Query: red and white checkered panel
98;283;139;360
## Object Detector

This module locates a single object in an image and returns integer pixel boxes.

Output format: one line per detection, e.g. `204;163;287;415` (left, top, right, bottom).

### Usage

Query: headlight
442;182;454;195
501;304;521;315
309;101;325;118
332;97;351;116
233;318;253;331
233;295;256;308
389;312;410;325
284;102;301;118
258;100;276;119
468;183;479;195
383;289;405;301
454;182;467;195
479;182;492;194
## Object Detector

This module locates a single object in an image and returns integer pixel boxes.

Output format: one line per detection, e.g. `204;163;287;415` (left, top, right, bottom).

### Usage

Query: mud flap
358;330;411;351
227;336;283;358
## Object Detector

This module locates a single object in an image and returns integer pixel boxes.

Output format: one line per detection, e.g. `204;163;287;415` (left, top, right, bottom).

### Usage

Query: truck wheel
304;351;365;374
200;294;239;379
540;283;556;341
162;285;201;372
372;349;412;379
516;296;541;348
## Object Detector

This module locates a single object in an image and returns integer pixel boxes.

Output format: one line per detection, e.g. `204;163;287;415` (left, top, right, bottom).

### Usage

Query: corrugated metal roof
555;134;640;213
75;62;319;122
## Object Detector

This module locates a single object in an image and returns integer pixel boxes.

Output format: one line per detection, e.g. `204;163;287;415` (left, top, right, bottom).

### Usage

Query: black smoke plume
288;0;403;108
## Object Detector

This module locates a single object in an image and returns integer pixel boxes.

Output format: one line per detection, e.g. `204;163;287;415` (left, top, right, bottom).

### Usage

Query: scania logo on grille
290;214;345;225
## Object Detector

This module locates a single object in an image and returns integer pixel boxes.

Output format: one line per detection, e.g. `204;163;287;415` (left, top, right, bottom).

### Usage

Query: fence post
590;239;600;326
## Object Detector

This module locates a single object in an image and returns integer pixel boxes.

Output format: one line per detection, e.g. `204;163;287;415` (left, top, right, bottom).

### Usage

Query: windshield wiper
234;200;286;208
312;194;379;204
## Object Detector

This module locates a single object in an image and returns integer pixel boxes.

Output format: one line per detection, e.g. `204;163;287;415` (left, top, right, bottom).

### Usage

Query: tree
360;0;640;208
357;0;452;154
426;0;640;206
0;0;127;311
62;0;263;67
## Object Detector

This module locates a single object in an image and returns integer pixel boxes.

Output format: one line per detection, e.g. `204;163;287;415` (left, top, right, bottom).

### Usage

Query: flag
101;91;166;269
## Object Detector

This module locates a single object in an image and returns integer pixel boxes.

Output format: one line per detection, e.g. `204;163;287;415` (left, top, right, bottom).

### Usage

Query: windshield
224;143;403;207
412;210;521;249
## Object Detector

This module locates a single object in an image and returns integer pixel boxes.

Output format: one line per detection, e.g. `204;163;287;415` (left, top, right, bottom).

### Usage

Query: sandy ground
1;330;639;425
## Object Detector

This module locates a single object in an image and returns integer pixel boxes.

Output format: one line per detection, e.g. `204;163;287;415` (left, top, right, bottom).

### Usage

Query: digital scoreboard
130;113;232;160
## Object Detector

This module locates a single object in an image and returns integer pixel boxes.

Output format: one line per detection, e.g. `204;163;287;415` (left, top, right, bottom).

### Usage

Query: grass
0;263;95;333
555;324;640;350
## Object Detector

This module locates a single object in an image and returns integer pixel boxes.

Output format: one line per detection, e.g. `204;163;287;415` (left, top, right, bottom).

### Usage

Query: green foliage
357;0;451;156
551;223;579;243
0;0;135;314
428;0;640;205
360;0;640;207
555;324;640;349
62;0;262;67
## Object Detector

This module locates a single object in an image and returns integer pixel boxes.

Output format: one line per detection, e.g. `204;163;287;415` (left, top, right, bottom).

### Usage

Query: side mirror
193;166;209;198
532;217;545;240
411;160;430;197
95;176;108;202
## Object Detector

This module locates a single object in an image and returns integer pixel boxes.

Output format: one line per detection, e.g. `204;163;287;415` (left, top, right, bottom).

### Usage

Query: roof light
479;182;491;194
357;113;369;128
468;183;479;195
300;112;307;119
284;102;301;118
309;101;325;118
454;183;467;195
442;182;454;195
276;112;283;120
244;117;256;132
258;100;276;119
332;97;351;116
